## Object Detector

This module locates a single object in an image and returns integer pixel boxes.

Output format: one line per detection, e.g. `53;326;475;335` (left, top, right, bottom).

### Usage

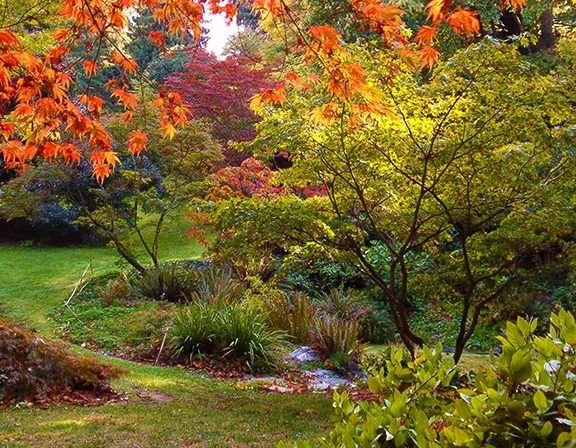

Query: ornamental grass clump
266;292;315;345
168;302;220;358
311;313;361;361
168;302;288;372
281;309;576;447
132;263;192;302
220;306;287;371
186;264;245;305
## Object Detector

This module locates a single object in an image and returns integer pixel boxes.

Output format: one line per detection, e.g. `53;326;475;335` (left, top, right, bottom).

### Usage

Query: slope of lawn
0;215;204;334
0;224;333;447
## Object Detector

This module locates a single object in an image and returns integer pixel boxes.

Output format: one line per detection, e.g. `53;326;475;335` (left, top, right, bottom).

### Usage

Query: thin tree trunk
537;8;554;51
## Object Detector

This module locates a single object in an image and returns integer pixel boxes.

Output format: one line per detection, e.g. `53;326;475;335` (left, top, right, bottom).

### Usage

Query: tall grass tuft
133;264;191;302
220;306;288;371
267;292;315;344
311;313;360;361
168;302;219;358
168;302;288;371
187;264;245;305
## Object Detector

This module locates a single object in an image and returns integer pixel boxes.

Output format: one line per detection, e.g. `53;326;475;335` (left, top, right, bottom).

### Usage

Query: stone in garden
289;346;319;363
305;368;355;390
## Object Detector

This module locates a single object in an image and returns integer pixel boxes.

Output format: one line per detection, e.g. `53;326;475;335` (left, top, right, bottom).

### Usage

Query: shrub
317;287;394;344
357;304;396;344
282;259;367;294
359;344;412;373
0;318;125;405
280;309;576;447
311;313;361;361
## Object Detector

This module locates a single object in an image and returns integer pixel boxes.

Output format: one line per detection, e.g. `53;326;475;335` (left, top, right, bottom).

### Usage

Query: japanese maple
0;0;524;183
164;49;277;146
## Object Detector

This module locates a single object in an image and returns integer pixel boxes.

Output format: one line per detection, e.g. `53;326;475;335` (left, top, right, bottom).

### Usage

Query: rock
289;346;319;363
442;347;456;354
305;368;356;390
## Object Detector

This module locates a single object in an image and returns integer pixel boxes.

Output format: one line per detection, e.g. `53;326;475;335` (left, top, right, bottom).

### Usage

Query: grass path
0;235;333;447
1;357;332;447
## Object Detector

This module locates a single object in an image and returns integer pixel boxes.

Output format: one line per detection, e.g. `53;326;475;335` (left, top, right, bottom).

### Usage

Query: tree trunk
537;8;554;51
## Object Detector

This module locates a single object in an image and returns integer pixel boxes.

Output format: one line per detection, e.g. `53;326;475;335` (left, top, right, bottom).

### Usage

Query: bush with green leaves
280;309;576;447
168;301;288;371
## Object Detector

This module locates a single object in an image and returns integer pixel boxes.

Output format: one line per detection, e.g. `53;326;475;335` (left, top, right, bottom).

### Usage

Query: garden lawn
0;245;118;335
0;236;333;447
0;215;205;334
0;356;332;447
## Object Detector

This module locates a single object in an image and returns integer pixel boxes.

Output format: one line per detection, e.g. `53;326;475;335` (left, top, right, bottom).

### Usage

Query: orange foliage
447;8;481;36
426;0;452;23
418;45;441;70
414;26;438;45
0;0;529;183
127;131;148;156
501;0;527;10
251;85;287;108
251;0;284;17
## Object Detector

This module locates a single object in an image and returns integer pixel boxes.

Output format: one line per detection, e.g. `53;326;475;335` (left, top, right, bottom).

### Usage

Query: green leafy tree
75;107;222;273
210;38;576;362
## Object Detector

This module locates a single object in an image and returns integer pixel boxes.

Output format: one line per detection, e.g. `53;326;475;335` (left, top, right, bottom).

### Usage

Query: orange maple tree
0;0;525;182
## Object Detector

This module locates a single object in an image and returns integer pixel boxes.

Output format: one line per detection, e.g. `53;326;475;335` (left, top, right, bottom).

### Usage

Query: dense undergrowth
51;262;374;372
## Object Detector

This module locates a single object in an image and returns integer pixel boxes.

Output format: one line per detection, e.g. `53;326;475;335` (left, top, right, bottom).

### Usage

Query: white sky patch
204;12;239;58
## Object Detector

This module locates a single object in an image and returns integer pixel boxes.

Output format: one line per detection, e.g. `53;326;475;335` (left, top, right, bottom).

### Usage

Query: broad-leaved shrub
280;310;576;447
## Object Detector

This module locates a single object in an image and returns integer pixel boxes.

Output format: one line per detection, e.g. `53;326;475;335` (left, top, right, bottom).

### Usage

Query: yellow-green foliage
281;309;576;447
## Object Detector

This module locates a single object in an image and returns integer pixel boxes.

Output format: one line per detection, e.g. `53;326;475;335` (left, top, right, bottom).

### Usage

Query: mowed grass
0;215;204;334
0;357;332;448
0;223;332;447
0;245;119;334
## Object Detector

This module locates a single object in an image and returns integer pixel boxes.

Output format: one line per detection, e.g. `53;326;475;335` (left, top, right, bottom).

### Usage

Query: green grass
0;356;332;447
0;216;205;334
0;228;333;447
0;246;119;334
